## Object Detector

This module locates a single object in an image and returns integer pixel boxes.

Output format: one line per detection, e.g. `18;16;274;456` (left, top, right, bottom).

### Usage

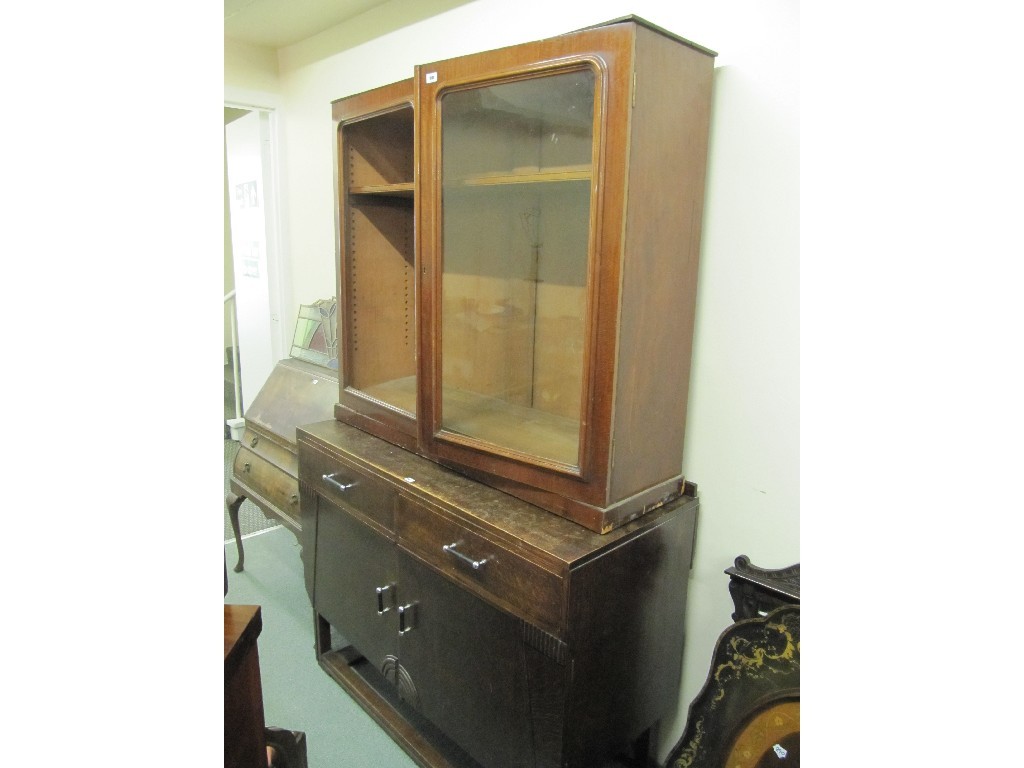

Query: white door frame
224;95;288;413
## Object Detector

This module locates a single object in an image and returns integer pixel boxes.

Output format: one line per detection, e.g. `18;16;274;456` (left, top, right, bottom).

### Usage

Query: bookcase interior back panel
345;198;415;397
344;107;414;189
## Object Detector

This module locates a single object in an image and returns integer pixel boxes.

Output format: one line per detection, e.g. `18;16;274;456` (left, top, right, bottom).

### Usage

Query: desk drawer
302;445;396;533
239;427;296;476
233;447;300;519
397;497;564;635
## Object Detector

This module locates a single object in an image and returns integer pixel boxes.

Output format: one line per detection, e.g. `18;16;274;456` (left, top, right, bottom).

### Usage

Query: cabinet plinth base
314;609;660;768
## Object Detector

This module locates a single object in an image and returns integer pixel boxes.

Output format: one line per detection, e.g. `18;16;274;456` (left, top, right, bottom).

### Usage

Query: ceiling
224;0;395;49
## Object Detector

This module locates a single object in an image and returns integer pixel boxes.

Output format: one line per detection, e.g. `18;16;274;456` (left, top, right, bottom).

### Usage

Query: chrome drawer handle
442;541;490;570
322;473;357;492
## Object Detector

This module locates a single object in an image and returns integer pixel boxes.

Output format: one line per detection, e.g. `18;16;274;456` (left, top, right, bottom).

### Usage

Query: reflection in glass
291;298;339;369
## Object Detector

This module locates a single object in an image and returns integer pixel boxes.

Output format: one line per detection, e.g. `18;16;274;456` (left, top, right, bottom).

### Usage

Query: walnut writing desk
228;358;339;571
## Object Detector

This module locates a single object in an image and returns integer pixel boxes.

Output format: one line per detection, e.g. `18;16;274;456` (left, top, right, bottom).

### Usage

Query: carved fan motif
381;655;421;710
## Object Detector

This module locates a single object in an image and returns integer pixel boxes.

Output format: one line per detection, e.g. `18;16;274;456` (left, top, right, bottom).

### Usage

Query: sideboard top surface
298;418;696;566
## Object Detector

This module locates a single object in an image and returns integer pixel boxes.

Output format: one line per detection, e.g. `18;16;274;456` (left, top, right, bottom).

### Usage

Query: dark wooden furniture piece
225;604;310;768
725;555;800;622
332;16;716;533
298;418;699;768
310;17;716;768
225;604;267;768
666;560;800;768
227;357;338;571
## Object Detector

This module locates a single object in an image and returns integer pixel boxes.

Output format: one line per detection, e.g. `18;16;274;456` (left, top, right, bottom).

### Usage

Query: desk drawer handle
442;541;490;570
322;473;357;492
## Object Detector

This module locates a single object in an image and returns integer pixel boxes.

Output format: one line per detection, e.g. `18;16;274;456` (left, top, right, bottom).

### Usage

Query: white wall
227;0;799;761
225;37;280;95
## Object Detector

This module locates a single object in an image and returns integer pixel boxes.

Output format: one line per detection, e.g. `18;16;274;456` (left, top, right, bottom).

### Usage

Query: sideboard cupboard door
395;551;540;768
416;18;716;532
312;496;398;674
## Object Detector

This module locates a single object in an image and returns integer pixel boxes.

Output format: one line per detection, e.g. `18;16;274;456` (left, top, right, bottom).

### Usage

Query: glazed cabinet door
333;79;419;450
428;67;597;475
395;551;538;768
417;22;637;510
312;496;399;673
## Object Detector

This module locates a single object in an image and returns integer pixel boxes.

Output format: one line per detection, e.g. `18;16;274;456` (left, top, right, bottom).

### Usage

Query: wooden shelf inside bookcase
357;376;418;415
452;164;591;187
357;376;581;469
441;386;580;470
349;182;415;197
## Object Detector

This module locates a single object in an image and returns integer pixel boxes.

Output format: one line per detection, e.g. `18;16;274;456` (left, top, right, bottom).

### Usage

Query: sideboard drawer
397;496;564;636
234;447;301;517
303;445;397;533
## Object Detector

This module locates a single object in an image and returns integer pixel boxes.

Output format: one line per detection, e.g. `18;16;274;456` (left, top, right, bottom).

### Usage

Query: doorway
224;106;282;433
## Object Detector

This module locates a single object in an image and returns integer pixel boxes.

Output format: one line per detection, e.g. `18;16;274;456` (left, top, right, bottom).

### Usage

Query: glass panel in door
439;68;596;469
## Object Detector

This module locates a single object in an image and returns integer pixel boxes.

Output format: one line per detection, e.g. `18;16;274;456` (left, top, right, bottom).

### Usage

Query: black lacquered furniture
667;557;800;768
